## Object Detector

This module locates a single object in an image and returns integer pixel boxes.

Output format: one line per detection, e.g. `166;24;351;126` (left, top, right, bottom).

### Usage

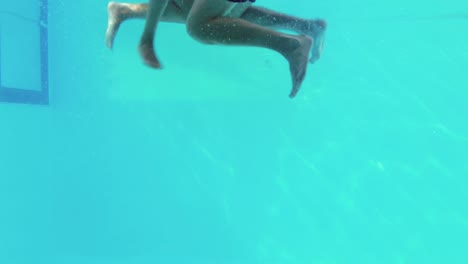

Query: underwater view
1;0;467;263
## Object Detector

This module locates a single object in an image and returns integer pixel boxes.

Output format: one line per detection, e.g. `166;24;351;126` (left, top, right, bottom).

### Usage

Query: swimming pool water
1;0;467;263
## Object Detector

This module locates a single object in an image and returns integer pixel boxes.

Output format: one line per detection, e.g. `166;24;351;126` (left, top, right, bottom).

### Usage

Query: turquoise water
1;0;468;263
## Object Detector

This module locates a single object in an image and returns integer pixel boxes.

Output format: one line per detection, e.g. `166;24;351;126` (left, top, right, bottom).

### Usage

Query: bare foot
106;2;127;49
285;35;313;98
138;41;162;69
305;19;327;64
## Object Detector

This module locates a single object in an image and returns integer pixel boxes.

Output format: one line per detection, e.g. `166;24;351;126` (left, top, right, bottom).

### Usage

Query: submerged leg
106;1;188;50
241;6;326;63
106;2;146;49
138;0;169;69
106;2;325;63
186;0;312;98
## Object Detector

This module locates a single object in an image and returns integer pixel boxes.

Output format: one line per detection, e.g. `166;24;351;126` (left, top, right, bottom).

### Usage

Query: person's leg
106;1;189;49
240;6;326;63
107;2;325;63
186;0;312;97
138;0;169;68
106;0;188;49
106;2;146;49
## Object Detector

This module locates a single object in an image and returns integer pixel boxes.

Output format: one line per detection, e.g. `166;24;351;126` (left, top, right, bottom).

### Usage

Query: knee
185;18;215;44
